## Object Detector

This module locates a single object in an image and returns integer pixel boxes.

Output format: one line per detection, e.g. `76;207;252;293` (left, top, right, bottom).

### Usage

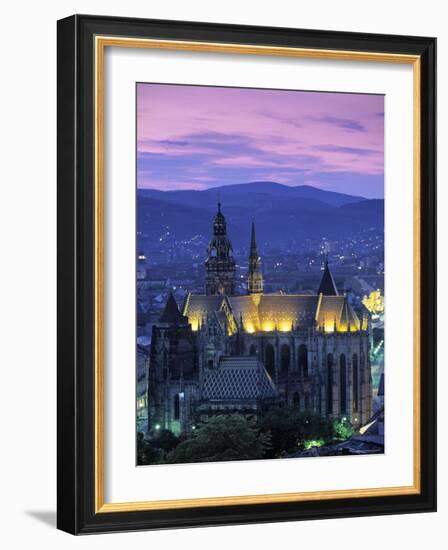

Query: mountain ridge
138;181;369;209
137;183;384;249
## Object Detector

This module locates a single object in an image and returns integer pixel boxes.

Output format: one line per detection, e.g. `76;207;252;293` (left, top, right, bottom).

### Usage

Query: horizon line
136;181;386;200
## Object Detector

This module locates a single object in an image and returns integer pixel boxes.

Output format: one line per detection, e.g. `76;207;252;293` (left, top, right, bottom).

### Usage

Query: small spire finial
250;220;258;253
247;219;263;295
217;191;221;212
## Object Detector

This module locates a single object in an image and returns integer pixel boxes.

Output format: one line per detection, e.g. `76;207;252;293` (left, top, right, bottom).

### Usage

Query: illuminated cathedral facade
148;204;373;436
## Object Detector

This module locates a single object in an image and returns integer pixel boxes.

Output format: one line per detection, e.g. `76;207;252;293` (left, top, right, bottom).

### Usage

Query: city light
362;289;384;315
373;339;384;356
137;180;384;465
303;439;325;449
261;321;275;332
245;323;255;334
279;321;293;332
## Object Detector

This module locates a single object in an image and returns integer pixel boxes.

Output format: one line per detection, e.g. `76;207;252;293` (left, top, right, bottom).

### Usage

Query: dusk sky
137;83;384;198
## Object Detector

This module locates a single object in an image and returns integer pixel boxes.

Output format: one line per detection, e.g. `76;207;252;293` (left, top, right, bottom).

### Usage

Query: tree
137;431;164;465
167;414;271;464
152;429;179;453
258;407;334;457
332;417;354;441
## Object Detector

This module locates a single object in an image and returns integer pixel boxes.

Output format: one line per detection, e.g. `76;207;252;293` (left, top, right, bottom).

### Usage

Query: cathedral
147;203;373;436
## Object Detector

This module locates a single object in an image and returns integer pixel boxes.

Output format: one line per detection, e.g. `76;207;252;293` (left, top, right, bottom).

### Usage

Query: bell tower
205;202;236;295
247;221;263;294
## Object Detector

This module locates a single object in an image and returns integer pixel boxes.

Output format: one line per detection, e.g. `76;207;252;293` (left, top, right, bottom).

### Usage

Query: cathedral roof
258;294;318;330
214;310;229;331
183;294;225;317
158;292;187;324
315;295;361;331
183;290;361;333
227;295;261;331
317;260;339;296
202;356;277;401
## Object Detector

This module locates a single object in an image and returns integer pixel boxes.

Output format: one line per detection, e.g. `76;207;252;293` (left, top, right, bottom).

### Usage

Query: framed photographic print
57;15;436;534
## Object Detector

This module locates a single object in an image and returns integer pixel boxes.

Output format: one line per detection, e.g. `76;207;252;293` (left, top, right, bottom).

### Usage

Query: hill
137;183;383;249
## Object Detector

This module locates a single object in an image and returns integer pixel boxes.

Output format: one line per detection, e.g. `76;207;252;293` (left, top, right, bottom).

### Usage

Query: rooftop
183;292;362;334
202;356;277;401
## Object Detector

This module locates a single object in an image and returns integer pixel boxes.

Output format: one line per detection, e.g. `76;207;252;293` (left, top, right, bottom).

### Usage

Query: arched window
249;344;257;356
293;392;300;409
173;393;180;420
340;354;347;415
352;353;359;413
298;344;308;377
327;353;334;414
280;344;290;377
265;344;275;378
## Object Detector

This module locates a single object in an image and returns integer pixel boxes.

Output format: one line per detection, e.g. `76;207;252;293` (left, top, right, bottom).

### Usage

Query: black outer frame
57;14;436;535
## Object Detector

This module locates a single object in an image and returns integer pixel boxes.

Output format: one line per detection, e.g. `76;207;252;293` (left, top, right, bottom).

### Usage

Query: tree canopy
167;413;271;464
258;407;334;457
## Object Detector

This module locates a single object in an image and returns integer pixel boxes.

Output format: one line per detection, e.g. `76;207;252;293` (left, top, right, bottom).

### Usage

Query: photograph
0;0;441;542
54;11;436;535
135;83;385;466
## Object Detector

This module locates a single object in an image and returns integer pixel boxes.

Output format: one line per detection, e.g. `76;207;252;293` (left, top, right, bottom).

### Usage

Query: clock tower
205;202;236;295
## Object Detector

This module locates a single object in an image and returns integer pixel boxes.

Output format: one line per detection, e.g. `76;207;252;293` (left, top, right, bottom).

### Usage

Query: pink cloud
137;83;384;195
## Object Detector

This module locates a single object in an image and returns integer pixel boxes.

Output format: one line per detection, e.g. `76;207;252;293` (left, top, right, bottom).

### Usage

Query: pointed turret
250;220;257;254
247;221;263;294
318;260;339;296
159;292;187;325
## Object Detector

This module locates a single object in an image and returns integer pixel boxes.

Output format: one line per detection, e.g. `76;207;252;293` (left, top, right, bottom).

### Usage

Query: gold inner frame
94;36;421;513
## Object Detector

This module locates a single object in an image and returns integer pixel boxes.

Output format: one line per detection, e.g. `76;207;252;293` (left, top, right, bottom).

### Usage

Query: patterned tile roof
227;295;261;331
182;294;226;329
258;294;318;329
183;294;225;316
202;356;277;401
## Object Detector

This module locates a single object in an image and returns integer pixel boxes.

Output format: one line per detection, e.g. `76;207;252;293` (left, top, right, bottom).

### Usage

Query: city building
147;204;373;436
137;344;149;432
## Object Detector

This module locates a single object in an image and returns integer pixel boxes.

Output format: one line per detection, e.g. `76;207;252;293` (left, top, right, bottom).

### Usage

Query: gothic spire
250;221;258;257
247;221;263;295
159;292;187;324
318;260;339;296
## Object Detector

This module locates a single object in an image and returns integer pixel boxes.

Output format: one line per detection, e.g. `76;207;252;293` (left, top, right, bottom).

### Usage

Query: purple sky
137;83;384;198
